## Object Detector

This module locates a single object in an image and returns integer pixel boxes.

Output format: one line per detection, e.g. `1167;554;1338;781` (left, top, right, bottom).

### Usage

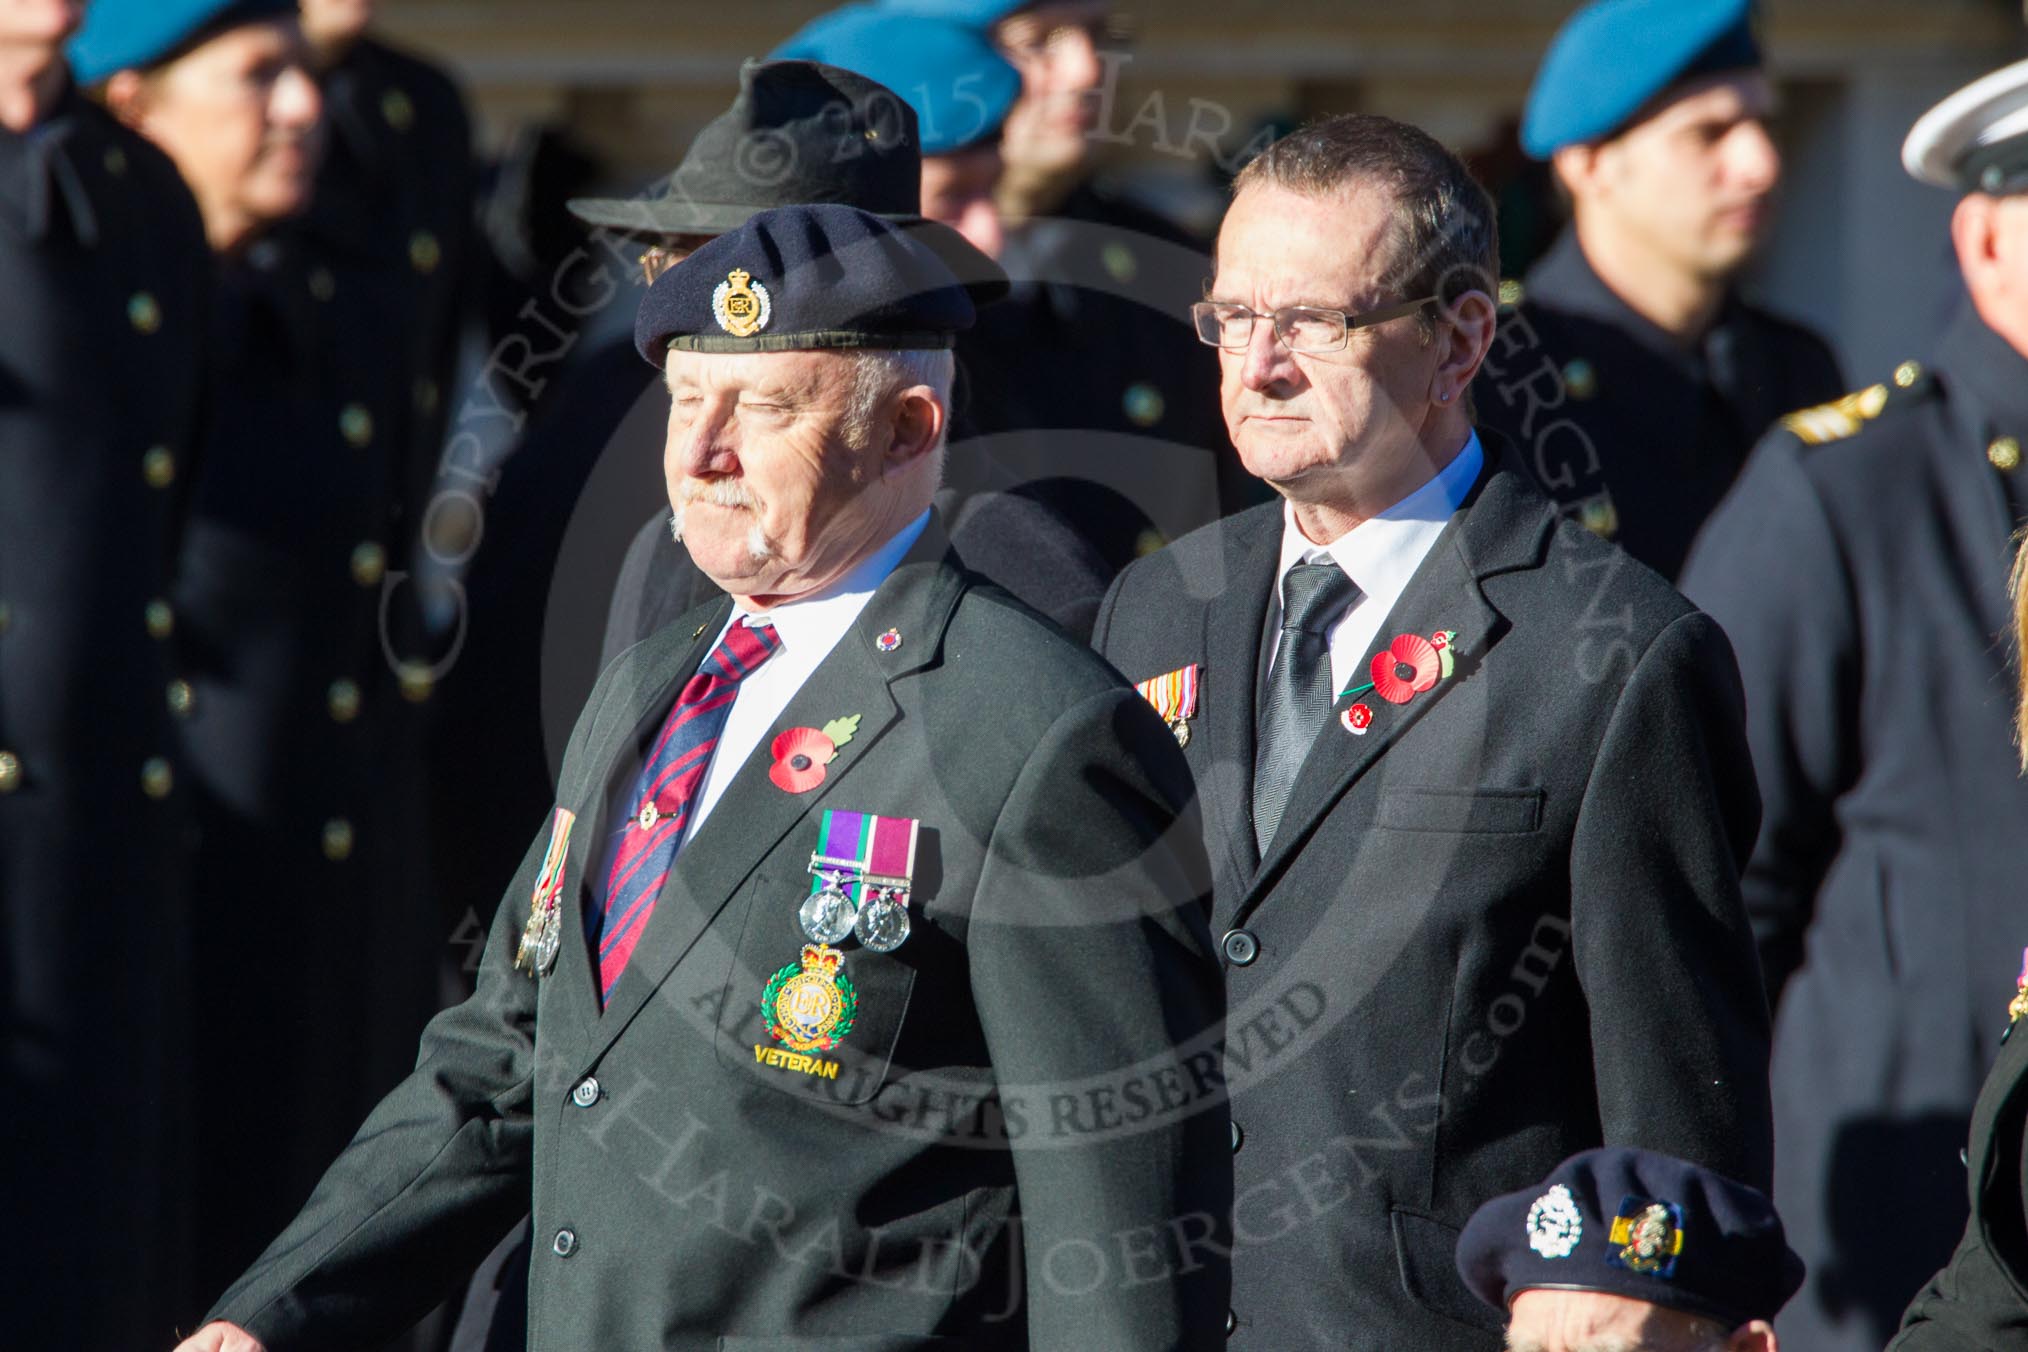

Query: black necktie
1254;560;1358;856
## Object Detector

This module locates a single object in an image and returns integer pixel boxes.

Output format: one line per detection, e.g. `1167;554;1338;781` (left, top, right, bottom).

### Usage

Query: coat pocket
1376;787;1543;834
1390;1207;1504;1332
712;868;917;1107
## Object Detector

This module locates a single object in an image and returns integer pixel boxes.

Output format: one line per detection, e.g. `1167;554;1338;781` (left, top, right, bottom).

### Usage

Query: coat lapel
1239;449;1553;918
581;535;969;1066
552;600;731;1048
1200;506;1284;889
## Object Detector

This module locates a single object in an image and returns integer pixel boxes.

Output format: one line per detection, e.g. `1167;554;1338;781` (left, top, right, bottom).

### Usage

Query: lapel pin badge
875;628;902;654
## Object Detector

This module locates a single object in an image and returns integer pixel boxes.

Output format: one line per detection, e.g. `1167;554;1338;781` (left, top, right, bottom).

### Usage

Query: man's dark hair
1232;112;1499;349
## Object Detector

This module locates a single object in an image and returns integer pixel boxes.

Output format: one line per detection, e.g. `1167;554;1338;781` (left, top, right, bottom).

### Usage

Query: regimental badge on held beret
1607;1196;1686;1277
713;268;772;338
1526;1183;1583;1258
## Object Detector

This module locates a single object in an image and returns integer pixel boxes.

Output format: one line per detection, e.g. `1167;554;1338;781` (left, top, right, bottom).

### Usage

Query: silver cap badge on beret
1526;1183;1583;1259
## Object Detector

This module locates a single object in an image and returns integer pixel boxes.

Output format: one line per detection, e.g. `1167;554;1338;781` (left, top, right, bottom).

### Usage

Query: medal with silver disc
804;808;921;953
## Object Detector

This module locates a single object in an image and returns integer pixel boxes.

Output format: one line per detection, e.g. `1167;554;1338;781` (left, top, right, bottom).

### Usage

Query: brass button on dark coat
1221;929;1259;966
0;750;21;793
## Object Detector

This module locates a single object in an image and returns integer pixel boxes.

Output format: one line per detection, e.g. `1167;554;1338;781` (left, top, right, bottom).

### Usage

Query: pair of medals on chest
761;808;921;1056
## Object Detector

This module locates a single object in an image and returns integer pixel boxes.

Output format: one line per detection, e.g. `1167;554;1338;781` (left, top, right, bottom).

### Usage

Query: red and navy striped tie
589;619;781;1003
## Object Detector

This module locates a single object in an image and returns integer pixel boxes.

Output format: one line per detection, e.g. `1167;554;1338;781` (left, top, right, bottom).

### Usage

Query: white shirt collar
730;509;930;656
1275;432;1484;603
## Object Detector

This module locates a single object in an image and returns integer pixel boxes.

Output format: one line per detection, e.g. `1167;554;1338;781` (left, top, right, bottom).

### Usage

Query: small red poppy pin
769;714;862;793
1339;628;1459;732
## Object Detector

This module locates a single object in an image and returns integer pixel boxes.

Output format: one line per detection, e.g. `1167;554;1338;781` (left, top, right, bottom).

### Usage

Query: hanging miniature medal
803;808;922;953
514;807;576;977
1134;664;1200;747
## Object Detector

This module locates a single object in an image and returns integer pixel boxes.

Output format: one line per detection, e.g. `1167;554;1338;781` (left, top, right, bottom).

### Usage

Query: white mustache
669;479;777;564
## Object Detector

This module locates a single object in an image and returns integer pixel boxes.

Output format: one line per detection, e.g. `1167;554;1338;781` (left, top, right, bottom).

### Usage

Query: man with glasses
1475;0;1841;581
1094;112;1773;1349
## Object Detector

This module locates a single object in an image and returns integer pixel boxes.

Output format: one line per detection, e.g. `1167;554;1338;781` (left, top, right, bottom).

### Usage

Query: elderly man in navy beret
1458;1148;1803;1352
177;202;1230;1352
1474;0;1842;581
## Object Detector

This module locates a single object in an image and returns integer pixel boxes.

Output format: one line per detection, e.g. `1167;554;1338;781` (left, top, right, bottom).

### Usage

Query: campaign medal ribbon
802;808;921;953
515;807;576;977
1135;664;1200;747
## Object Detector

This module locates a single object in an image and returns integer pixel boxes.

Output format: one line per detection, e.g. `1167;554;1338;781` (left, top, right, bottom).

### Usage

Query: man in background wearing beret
1456;1147;1802;1352
176;202;1229;1352
0;0;210;1343
1684;55;2028;1352
1476;0;1841;581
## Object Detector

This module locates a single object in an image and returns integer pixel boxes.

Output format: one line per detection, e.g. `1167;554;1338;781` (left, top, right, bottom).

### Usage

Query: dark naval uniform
203;527;1232;1351
964;180;1249;571
1094;447;1772;1349
0;79;208;1346
1476;228;1843;580
1681;302;2028;1352
1892;973;2028;1350
175;228;443;1306
297;33;475;523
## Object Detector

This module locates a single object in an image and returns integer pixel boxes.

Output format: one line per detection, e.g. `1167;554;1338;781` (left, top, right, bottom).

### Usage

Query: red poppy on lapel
1370;633;1441;705
768;714;863;794
1341;703;1374;736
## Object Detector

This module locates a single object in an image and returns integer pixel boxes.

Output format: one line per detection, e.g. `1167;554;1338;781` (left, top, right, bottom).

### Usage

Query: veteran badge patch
762;943;859;1052
713;268;771;337
1607;1196;1685;1277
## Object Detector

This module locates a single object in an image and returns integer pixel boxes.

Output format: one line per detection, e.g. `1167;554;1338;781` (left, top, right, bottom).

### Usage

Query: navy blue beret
635;203;975;364
1457;1147;1804;1329
70;0;297;84
874;0;1033;29
773;7;1021;155
1522;0;1761;159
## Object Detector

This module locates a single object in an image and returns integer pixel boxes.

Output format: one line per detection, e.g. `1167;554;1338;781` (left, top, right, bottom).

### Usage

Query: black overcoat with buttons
171;226;444;1309
1476;227;1843;581
204;528;1233;1351
1680;301;2028;1352
1093;447;1774;1350
0;78;208;1347
1891;1008;2028;1350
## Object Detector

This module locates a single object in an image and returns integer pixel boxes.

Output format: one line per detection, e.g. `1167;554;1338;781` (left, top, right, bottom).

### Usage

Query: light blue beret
773;7;1022;155
1521;0;1761;159
69;0;297;85
872;0;1033;29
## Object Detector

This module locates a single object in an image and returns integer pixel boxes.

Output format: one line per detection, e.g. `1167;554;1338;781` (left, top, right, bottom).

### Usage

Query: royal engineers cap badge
712;267;772;338
762;943;859;1053
1526;1182;1583;1259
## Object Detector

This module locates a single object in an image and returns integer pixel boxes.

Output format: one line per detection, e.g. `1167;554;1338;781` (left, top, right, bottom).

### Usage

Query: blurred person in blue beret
1458;1147;1801;1352
0;0;211;1342
880;0;1248;569
1474;0;1842;582
80;0;454;1325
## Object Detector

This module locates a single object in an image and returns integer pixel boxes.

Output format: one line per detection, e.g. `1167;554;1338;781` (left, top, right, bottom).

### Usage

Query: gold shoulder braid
1779;383;1890;446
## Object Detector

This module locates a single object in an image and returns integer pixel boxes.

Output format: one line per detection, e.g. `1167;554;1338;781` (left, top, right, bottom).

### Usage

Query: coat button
381;88;415;131
322;818;355;862
327;678;362;723
1221;929;1259;966
166;679;196;718
141;446;175;489
127;292;161;334
1225;1309;1237;1336
409;230;442;274
1122;381;1165;427
145;598;175;639
397;660;434;704
572;1077;601;1108
139;757;173;799
1989;437;2021;472
350;542;386;588
339;403;374;448
103;146;127;176
0;750;22;793
1562;358;1598;400
1895;359;1923;388
551;1227;577;1257
308;267;336;302
1230;1121;1242;1152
